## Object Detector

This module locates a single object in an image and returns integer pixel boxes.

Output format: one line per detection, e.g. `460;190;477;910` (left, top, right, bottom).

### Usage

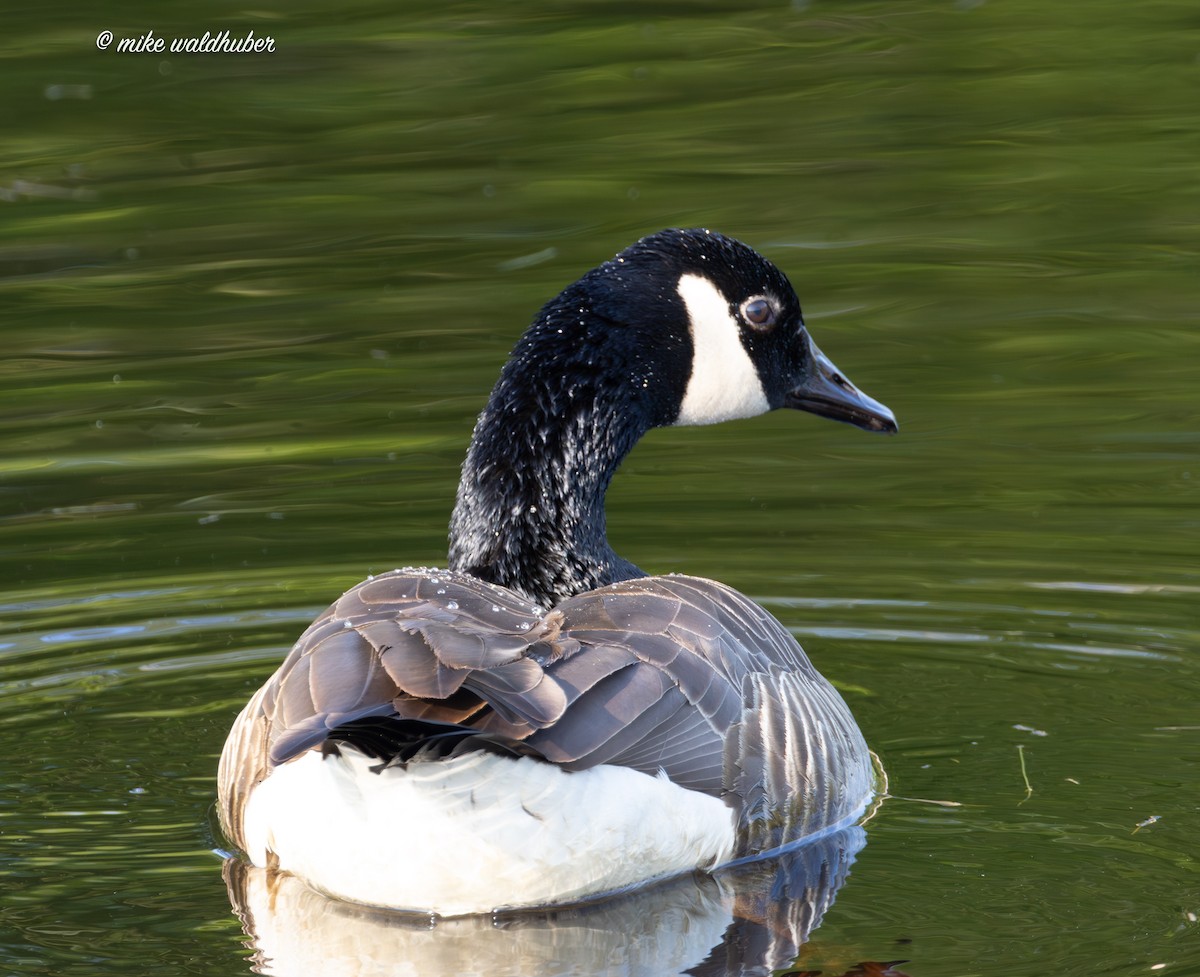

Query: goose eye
741;297;777;330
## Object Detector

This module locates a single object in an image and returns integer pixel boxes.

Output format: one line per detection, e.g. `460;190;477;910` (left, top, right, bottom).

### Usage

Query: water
2;2;1197;975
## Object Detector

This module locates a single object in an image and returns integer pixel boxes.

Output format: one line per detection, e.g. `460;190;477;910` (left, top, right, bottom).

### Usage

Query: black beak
784;336;898;434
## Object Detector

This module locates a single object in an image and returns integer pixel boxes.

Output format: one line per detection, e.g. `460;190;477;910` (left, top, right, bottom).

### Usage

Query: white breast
243;746;737;916
674;273;770;426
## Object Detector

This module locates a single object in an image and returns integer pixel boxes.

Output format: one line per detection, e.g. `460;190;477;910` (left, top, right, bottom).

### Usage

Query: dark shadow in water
223;826;865;977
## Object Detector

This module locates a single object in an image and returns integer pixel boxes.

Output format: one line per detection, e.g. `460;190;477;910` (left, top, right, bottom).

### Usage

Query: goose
217;227;897;917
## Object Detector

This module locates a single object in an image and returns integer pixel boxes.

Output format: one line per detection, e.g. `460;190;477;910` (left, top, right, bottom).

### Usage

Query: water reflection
224;827;865;977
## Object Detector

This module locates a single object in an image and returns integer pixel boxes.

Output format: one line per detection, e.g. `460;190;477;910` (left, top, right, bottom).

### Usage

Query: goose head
449;228;896;607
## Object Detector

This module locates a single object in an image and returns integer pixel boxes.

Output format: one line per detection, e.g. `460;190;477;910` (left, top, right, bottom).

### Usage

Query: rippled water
3;3;1198;975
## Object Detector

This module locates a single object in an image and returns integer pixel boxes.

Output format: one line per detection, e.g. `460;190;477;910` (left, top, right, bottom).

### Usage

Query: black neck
448;372;646;607
447;290;683;607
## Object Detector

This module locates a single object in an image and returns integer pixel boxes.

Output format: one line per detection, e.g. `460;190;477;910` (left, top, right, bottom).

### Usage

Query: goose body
218;228;896;915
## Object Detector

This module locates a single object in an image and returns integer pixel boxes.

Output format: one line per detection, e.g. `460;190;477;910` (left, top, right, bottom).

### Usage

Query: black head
451;228;894;606
547;228;896;433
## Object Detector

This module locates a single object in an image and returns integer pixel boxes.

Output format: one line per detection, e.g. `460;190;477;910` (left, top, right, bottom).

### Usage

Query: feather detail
218;568;872;860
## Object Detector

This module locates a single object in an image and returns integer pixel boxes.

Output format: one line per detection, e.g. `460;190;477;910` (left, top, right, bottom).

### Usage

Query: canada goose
217;228;896;917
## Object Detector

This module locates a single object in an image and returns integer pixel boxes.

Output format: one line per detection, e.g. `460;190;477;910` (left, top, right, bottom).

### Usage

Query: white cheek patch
674;273;770;426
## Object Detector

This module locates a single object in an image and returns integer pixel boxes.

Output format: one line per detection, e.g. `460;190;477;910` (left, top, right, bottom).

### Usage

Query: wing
532;575;873;846
218;568;562;850
217;569;872;856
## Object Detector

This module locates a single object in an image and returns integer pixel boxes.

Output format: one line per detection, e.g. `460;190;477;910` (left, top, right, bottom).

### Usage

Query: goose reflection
224;826;865;977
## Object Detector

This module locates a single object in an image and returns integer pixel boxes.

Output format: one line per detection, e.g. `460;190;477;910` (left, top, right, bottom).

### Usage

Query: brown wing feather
217;569;871;857
535;575;871;834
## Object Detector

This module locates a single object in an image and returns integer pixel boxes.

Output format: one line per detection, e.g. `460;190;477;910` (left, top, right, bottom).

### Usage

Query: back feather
218;569;872;856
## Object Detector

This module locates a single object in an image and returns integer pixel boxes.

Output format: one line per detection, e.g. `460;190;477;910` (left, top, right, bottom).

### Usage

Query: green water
2;2;1197;975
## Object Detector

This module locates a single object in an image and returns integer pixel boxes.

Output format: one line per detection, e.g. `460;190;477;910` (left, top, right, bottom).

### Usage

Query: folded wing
218;569;872;856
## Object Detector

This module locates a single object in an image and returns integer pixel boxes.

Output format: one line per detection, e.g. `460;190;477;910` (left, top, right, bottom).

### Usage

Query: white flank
674;273;770;426
243;746;736;916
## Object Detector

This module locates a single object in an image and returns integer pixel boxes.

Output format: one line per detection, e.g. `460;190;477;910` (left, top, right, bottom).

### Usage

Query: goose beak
784;337;898;434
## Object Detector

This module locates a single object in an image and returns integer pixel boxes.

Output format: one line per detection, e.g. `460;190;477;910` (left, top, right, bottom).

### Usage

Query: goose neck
447;351;648;607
